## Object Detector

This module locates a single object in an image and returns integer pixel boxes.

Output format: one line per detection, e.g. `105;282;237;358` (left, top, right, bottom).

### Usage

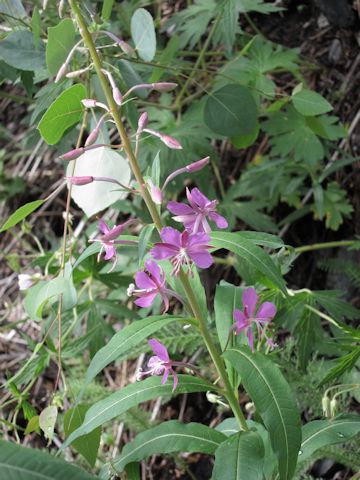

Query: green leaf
299;415;360;463
101;0;115;21
0;30;45;71
237;231;284;249
46;19;76;75
0;439;96;480
112;421;226;472
149;35;180;82
131;8;156;62
63;375;213;448
31;7;41;48
224;347;301;480
0;199;44;232
204;84;257;137
292;89;332;116
318;349;360;387
80;315;186;395
212;430;265;480
138;224;154;266
64;405;101;467
38;84;86;145
66;147;131;217
24;415;40;435
211;231;287;294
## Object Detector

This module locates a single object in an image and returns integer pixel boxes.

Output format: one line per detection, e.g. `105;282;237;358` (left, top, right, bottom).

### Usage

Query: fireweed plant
1;2;360;480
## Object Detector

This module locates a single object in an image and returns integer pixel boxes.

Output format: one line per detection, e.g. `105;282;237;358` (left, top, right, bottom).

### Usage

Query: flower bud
185;156;210;173
85;126;100;147
59;147;85;161
112;87;122;106
151;82;177;92
127;283;135;296
66;176;94;186
147;179;163;205
66;67;91;78
82;99;97;108
55;63;67;83
137;112;148;134
322;395;331;418
330;397;338;418
18;274;34;291
159;134;182;150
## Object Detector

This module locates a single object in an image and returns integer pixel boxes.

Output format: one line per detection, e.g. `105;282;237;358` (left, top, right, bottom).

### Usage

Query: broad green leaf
101;0;115;21
292;89;332;116
0;439;96;480
64;405;101;467
112;421;226;472
211;231;287;294
38;84;86;145
204;84;257;137
81;315;186;395
231;124;260;149
0;31;45;71
212;430;264;480
224;347;301;480
39;405;57;441
64;375;213;447
131;8;156;62
149;35;180;82
0;199;44;232
66;147;131;217
299;415;360;462
46;19;76;75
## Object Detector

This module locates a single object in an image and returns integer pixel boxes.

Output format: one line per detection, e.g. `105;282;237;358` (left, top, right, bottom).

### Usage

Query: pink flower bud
85;127;100;147
66;66;91;78
151;82;177;92
55;63;67;83
112;87;122;106
82;99;97;108
147;180;163;205
66;176;94;185
185;156;210;173
159;134;182;150
59;147;85;161
137;112;148;134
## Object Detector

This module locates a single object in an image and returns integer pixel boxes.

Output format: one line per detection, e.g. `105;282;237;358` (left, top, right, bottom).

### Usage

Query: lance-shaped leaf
212;430;265;480
63;375;213;448
80;315;187;395
298;415;360;463
211;231;287;294
112;421;226;472
0;199;45;232
224;347;301;480
0;439;96;480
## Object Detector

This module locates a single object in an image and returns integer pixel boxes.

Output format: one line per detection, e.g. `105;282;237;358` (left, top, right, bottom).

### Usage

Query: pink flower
137;339;178;391
127;260;182;312
150;227;213;275
90;219;136;271
167;187;228;233
233;287;277;351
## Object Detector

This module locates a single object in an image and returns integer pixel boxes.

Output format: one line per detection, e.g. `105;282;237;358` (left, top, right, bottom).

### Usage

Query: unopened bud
55;63;67;83
66;176;94;186
85;127;100;147
147;179;163;205
330;398;338;418
245;402;256;414
137;112;148;134
159;134;182;150
322;395;331;418
151;82;177;92
118;40;135;57
66;66;91;78
59;147;85;161
185;156;210;173
112;87;122;106
82;99;97;108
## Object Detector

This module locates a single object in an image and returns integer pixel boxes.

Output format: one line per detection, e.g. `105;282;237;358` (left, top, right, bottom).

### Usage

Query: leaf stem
294;240;357;253
69;0;247;431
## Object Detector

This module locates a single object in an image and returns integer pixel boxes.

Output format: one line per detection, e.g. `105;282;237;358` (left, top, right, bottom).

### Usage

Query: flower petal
187;232;211;248
135;271;156;290
171;369;178;391
103;244;116;260
242;287;258;317
189;250;213;269
148;339;170;362
256;301;277;321
167;201;193;216
151;243;178;260
161;368;170;384
209;211;228;229
160;227;182;247
234;309;247;331
188;187;209;209
134;293;157;308
99;219;110;235
144;259;163;284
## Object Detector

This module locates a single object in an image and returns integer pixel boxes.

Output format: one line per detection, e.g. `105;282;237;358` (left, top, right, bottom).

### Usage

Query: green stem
175;12;222;108
70;0;247;431
295;240;356;254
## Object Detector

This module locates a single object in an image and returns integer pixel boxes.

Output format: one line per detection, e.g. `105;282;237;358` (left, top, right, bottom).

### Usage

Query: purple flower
150;227;213;275
233;287;277;351
167;187;228;234
90;219;136;271
127;260;182;312
137;339;178;391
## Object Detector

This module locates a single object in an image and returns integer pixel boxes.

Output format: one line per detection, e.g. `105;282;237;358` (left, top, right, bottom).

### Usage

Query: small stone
317;13;330;28
328;39;342;64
